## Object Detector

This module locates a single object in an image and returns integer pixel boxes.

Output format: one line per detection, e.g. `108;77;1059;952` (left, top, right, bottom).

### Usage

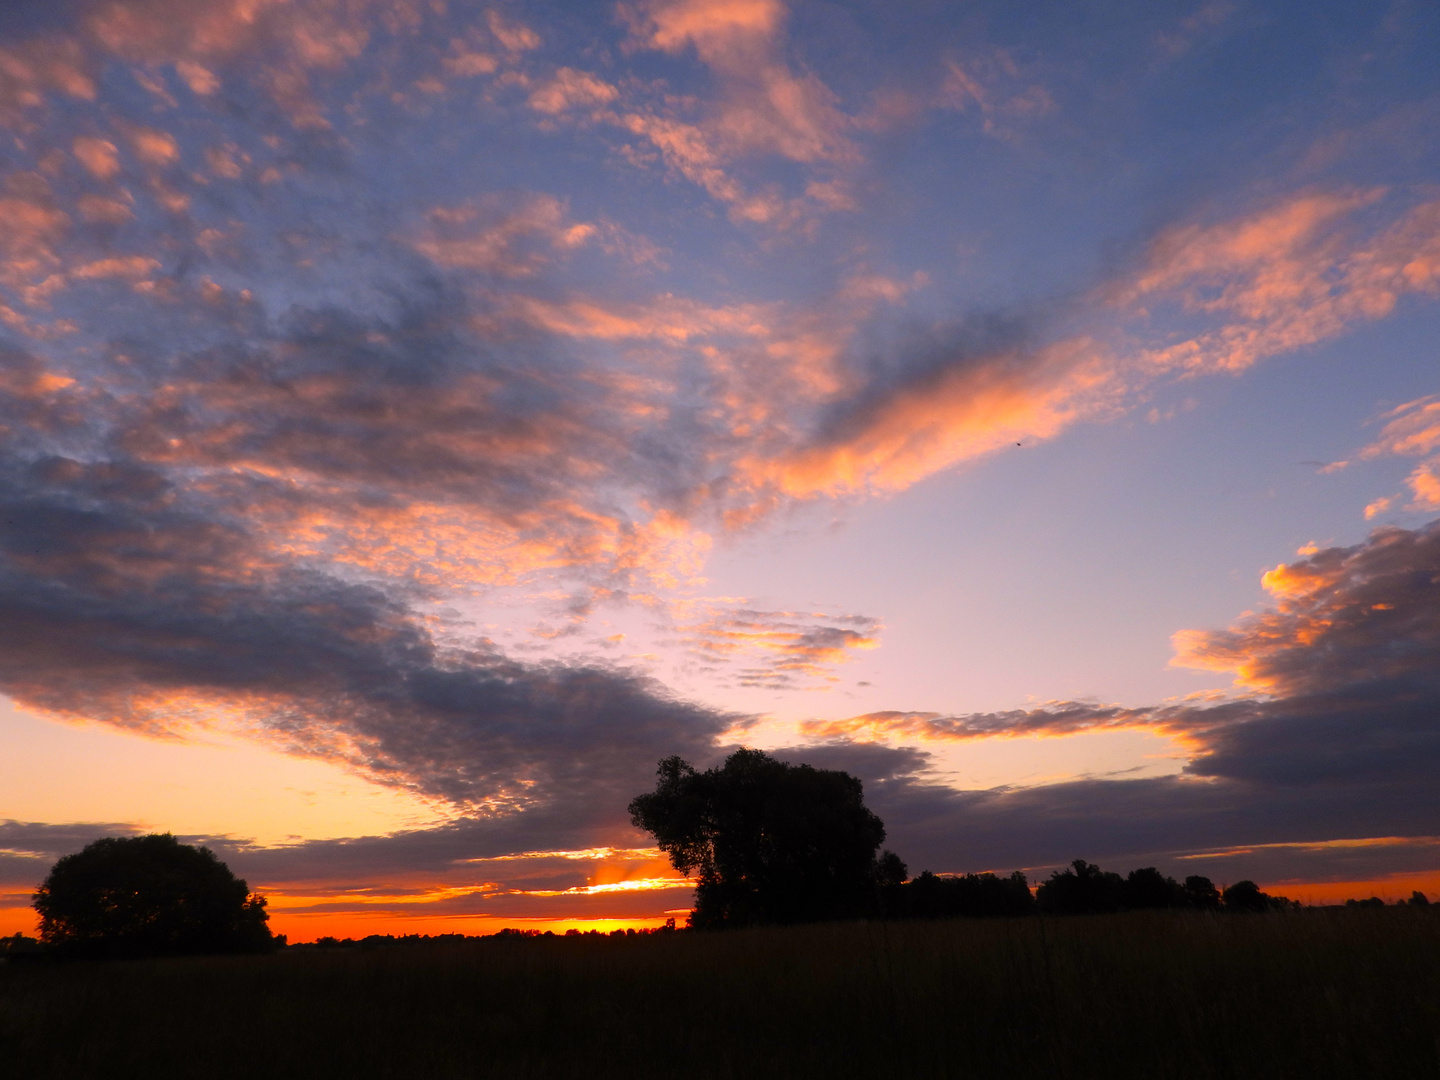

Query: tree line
631;750;1430;927
13;749;1432;960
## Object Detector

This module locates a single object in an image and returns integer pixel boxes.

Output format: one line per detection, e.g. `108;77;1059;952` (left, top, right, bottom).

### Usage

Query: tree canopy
629;749;900;928
1034;860;1293;914
33;833;274;958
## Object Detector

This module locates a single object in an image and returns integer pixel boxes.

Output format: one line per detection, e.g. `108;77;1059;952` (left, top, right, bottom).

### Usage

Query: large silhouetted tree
33;834;274;958
629;749;897;928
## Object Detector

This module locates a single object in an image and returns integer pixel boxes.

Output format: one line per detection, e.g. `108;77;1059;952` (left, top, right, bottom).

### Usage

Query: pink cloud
734;338;1117;502
1357;394;1440;513
937;52;1054;139
626;0;852;164
72;136;120;180
410;195;598;276
528;68;619;114
673;601;881;689
1125;191;1440;374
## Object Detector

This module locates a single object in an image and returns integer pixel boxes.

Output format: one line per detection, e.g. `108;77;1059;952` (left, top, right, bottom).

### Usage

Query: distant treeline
874;860;1293;919
300;922;681;949
4;865;1432;960
880;859;1431;919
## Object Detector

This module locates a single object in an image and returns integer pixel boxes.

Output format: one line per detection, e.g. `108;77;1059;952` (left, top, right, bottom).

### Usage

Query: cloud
1171;520;1440;698
736;335;1116;501
602;0;858;224
673;602;880;688
410;195;598;276
1124;191;1440;374
800;703;1160;744
0;819;140;889
528;68;619;115
864;768;1440;883
486;10;540;54
0;0;1438;913
790;520;1440;876
722;189;1440;510
1356;394;1440;513
1154;1;1238;59
811;519;1440;776
0;449;736;811
624;0;853;164
0;0;378;131
0;323;740;823
696;189;1440;515
937;51;1054;139
71;135;120;180
0;181;69;291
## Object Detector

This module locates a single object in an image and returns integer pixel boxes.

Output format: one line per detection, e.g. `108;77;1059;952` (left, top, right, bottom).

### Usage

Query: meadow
2;908;1437;1079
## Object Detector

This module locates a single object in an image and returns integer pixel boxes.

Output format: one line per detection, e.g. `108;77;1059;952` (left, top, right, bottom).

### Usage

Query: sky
2;0;1439;939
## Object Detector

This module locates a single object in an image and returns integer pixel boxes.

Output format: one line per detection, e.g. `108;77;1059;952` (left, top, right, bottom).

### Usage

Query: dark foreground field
3;909;1438;1079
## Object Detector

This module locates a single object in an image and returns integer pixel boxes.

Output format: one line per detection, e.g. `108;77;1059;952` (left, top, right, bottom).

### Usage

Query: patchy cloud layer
673;601;880;689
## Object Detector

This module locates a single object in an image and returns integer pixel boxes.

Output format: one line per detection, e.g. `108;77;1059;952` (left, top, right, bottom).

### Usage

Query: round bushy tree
33;834;273;957
630;749;895;928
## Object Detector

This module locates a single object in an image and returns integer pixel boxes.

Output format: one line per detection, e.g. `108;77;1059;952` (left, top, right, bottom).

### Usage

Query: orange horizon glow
0;902;688;943
5;868;1438;943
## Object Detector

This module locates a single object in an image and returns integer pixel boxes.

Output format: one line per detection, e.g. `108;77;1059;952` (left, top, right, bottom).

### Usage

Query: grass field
2;908;1438;1078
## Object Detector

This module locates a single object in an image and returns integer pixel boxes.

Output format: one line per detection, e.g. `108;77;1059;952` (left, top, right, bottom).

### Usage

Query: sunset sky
2;0;1439;939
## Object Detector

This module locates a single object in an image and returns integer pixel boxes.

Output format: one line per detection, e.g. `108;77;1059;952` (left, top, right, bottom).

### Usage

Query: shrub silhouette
1036;860;1128;914
1222;879;1296;912
1122;867;1184;909
1182;875;1222;910
629;749;897;928
33;834;274;958
881;870;1035;919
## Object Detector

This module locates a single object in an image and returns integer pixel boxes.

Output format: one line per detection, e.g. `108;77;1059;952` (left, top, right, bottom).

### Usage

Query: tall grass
2;908;1437;1078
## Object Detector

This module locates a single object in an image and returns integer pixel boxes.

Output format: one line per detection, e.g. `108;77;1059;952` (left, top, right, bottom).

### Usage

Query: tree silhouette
1122;867;1184;909
883;870;1035;919
1221;879;1296;912
1181;875;1222;910
629;749;897;928
1036;860;1127;914
33;834;274;957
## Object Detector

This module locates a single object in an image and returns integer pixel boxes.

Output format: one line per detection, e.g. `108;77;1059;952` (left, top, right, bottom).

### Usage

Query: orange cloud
129;126;181;167
411;195;598;276
674;603;880;688
798;703;1167;744
627;0;849;161
0;0;392;134
1171;522;1440;695
1356;394;1440;513
736;338;1115;501
77;193;134;224
72;136;120;180
528;69;619;114
486;10;541;53
0;188;69;289
1126;192;1440;374
607;0;856;225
